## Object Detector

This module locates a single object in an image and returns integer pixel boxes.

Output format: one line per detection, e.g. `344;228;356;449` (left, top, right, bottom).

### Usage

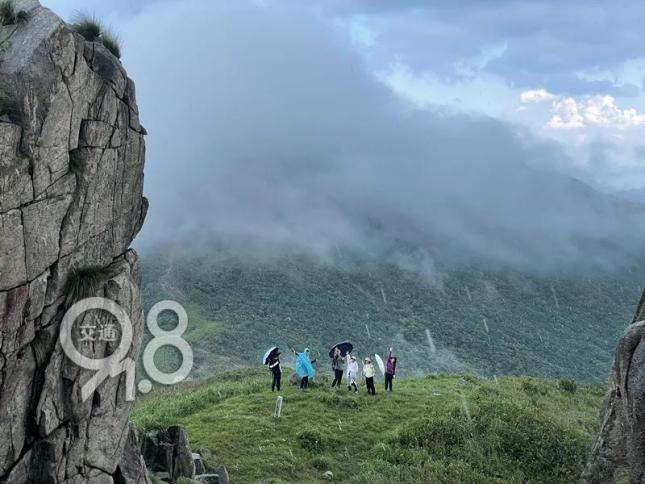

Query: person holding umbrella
331;348;344;388
329;341;352;388
263;347;282;392
269;352;281;392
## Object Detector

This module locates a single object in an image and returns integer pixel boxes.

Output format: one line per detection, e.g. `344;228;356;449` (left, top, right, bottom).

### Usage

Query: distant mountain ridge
141;243;642;382
139;165;645;384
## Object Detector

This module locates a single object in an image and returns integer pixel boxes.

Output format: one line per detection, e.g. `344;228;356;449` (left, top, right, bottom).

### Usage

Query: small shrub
559;378;577;394
310;455;334;471
72;14;101;42
71;14;122;58
64;266;113;307
0;0;15;26
520;378;549;396
318;393;358;409
101;29;121;58
297;428;324;452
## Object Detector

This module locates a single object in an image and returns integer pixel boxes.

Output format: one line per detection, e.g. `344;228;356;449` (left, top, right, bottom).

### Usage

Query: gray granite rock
584;295;645;483
193;453;205;475
142;426;196;482
114;423;153;484
0;1;148;482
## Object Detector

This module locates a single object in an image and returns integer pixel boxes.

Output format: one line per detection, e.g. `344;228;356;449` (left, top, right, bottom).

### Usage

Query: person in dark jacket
269;352;282;392
331;347;344;388
385;347;397;392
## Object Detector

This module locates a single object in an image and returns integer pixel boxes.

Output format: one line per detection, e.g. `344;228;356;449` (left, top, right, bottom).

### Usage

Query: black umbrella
263;346;280;365
329;341;353;358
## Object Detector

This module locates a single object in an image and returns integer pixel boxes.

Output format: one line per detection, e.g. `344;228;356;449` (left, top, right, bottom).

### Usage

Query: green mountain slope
132;368;604;483
140;248;641;381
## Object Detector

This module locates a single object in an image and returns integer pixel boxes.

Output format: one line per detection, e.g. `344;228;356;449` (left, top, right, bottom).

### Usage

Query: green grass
0;0;15;26
72;14;101;42
132;368;604;483
101;28;121;58
64;265;114;307
71;13;122;58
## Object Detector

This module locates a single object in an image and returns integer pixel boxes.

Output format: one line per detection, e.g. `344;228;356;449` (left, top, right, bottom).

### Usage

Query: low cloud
76;0;645;273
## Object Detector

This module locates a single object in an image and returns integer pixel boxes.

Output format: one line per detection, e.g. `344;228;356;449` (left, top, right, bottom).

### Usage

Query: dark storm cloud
101;0;645;273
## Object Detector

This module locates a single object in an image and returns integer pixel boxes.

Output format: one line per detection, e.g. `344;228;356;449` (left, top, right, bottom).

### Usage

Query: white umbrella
263;346;279;365
374;353;385;375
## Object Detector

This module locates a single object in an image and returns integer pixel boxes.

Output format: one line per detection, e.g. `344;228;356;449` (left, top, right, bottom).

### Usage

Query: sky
44;0;645;192
41;0;645;270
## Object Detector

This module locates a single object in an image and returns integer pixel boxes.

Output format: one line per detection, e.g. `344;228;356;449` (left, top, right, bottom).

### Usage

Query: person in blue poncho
292;347;316;390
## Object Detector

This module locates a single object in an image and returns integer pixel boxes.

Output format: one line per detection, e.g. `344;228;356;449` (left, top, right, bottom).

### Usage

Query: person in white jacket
347;354;359;393
362;357;376;395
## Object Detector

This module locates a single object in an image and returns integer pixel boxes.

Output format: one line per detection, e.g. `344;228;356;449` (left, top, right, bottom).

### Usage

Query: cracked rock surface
584;294;645;483
0;1;149;482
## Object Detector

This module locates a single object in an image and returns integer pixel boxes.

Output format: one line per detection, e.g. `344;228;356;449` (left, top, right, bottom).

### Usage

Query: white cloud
520;89;645;130
548;97;584;129
520;88;555;104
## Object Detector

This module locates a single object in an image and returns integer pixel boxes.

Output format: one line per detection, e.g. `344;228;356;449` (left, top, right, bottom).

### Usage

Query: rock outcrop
141;427;228;484
584;293;645;483
142;426;195;483
0;1;148;482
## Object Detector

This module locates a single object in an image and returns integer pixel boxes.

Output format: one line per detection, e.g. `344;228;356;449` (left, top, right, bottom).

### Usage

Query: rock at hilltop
584;293;645;483
0;1;149;482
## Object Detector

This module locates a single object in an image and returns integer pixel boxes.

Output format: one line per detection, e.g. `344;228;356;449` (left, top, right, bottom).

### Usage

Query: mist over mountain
617;186;645;204
129;1;645;275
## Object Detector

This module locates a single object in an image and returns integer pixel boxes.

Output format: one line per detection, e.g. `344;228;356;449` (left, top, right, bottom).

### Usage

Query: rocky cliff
584;294;645;483
0;1;148;482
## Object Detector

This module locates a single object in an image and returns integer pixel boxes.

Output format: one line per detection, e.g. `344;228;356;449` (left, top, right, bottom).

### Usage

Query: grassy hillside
140;247;641;381
132;368;604;483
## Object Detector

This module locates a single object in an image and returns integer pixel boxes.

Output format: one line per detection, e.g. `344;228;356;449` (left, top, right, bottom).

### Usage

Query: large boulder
0;0;148;482
584;293;645;483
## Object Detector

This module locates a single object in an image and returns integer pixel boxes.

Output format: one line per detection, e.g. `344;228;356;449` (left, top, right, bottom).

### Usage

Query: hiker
293;348;316;390
363;357;376;395
269;352;281;392
331;347;344;388
385;347;397;392
347;354;359;393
